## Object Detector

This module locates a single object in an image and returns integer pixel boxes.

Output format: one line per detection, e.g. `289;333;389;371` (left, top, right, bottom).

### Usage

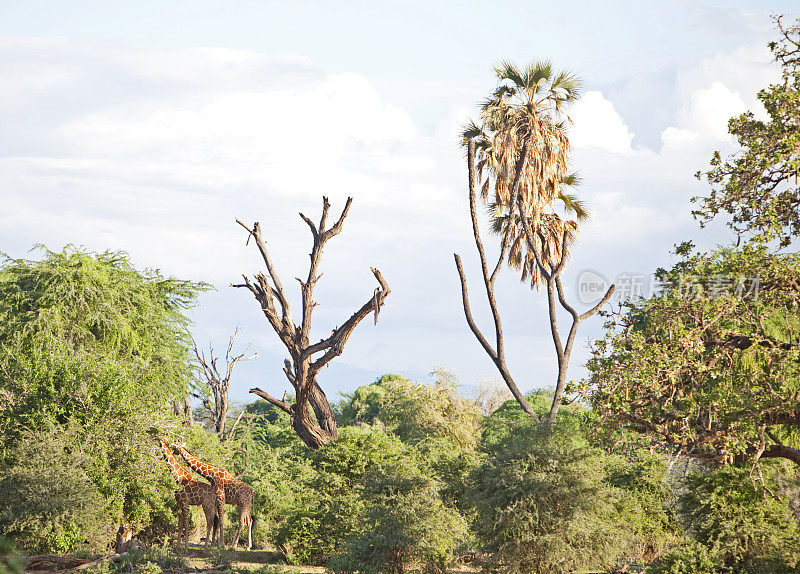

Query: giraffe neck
159;440;194;484
175;444;235;482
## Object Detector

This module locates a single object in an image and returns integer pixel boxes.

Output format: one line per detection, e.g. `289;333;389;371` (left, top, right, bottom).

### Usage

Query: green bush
604;449;679;563
274;427;408;564
0;537;24;574
645;541;719;574
467;418;637;574
272;425;467;568
115;544;185;574
330;460;468;574
0;425;115;554
671;464;800;573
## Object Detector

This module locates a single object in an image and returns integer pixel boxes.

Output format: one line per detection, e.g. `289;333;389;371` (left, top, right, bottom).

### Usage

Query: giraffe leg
180;506;189;552
214;482;225;548
175;493;188;551
231;507;244;550
202;503;215;548
246;511;252;550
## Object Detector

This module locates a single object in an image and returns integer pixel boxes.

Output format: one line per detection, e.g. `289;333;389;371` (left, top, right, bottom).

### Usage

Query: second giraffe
172;443;255;550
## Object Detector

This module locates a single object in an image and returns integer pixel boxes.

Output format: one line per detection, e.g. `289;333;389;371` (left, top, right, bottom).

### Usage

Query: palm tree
463;60;582;286
456;61;614;431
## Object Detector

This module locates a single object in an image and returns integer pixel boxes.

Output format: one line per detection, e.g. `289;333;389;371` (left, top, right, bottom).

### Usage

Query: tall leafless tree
455;139;537;417
192;324;257;438
233;197;390;449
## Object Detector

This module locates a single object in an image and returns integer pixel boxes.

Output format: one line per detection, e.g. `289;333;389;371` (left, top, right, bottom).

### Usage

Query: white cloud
661;126;701;148
658;43;776;148
673;80;747;141
569;91;635;154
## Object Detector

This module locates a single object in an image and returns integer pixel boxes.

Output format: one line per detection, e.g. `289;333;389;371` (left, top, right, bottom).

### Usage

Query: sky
1;1;797;406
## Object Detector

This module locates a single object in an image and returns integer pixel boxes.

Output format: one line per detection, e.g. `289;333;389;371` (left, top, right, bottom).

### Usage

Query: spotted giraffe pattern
159;440;224;548
173;443;254;550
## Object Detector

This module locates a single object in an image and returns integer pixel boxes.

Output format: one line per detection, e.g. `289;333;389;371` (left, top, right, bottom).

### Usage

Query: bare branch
324;196;353;240
454;253;499;363
250;387;293;415
225;409;246;441
299;212;318;238
579;283;616;321
235;219;294;334
304;267;390;372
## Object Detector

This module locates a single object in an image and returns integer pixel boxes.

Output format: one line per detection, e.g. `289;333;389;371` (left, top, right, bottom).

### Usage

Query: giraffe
172;443;254;550
158;440;224;549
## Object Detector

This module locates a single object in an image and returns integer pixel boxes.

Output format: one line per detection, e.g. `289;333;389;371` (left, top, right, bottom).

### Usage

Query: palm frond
495;60;525;88
558;192;589;222
460;120;485;147
561;172;582;188
527;60;553;91
551;69;582;100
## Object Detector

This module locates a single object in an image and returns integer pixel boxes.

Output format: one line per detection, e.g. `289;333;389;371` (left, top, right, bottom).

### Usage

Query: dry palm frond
465;60;584;288
492;206;578;288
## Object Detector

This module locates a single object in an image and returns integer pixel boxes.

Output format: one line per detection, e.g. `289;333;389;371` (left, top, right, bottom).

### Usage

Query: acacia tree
192;324;257;438
234;197;390;449
583;244;800;471
455;61;614;427
0;246;207;551
694;15;800;248
583;18;800;472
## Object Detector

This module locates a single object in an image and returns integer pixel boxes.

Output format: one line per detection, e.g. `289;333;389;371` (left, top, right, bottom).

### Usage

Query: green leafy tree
337;374;401;426
0;246;207;550
694;16;800;248
582;243;800;467
583;20;800;468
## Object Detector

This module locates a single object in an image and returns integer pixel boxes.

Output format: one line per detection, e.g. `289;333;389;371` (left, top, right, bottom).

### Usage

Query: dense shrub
338;371;482;507
0;537;25;574
270;425;466;568
604;450;679;562
645;541;719;574
653;464;800;573
0;425;116;554
329;459;468;574
467;418;628;573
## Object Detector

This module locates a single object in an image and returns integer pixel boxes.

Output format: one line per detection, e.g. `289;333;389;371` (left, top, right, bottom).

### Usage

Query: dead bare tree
192;324;257;438
171;396;194;426
233;196;390;449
